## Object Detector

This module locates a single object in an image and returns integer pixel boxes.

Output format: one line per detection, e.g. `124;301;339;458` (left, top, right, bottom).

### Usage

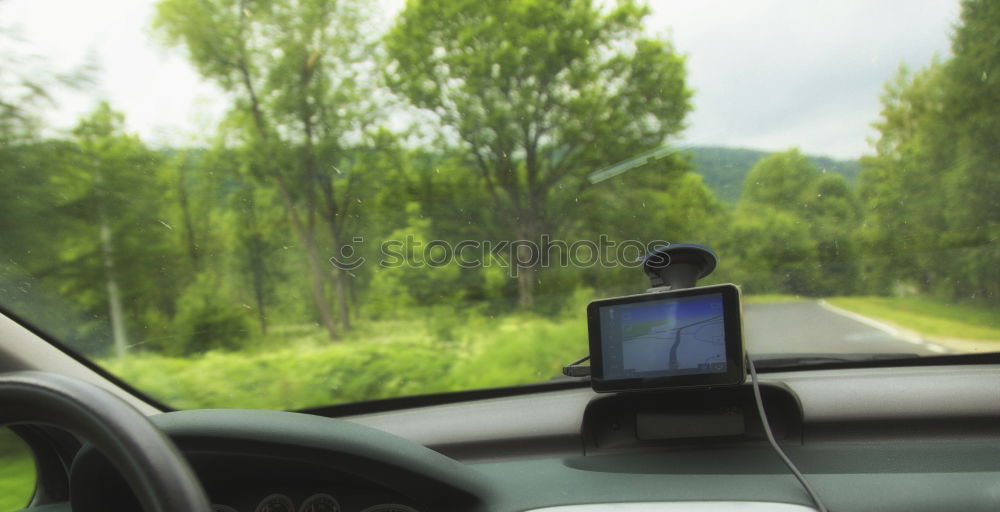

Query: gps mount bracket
642;243;718;292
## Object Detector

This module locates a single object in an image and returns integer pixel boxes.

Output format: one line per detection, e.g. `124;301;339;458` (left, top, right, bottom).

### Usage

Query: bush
168;275;253;355
101;305;589;410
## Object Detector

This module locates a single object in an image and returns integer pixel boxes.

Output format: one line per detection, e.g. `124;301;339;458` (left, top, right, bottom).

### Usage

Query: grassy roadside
100;292;807;410
101;310;588;411
96;292;838;411
826;296;1000;342
743;294;807;304
0;430;34;512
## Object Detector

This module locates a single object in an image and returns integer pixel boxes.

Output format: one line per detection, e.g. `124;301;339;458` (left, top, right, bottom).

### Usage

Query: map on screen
599;293;726;379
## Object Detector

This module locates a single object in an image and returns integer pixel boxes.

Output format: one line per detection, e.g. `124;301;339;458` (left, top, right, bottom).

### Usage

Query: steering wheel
0;371;212;512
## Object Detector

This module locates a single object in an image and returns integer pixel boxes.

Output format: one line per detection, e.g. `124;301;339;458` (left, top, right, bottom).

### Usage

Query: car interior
2;0;999;511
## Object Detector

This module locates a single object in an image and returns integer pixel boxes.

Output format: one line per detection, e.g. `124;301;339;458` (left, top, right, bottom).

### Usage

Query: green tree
740;149;820;213
0;139;97;350
719;207;820;295
860;0;1000;301
857;64;949;294
944;0;1000;227
171;142;285;338
576;159;723;295
731;149;861;295
367;203;464;314
939;0;1000;300
0;15;90;141
384;0;691;307
808;173;862;294
25;103;185;356
155;0;378;339
355;137;508;307
0;10;92;311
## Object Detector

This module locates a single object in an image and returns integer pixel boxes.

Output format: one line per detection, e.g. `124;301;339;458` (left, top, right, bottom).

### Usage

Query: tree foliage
155;0;381;339
2;0;999;373
384;0;692;306
859;0;1000;301
719;149;861;296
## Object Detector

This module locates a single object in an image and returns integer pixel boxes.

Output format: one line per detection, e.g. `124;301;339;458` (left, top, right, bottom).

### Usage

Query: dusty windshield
0;0;997;410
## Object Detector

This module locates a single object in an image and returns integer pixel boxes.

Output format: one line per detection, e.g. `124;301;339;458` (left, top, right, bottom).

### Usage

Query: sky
2;0;960;160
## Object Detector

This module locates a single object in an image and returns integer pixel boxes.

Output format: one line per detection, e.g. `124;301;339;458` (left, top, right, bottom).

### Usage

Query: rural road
744;300;948;355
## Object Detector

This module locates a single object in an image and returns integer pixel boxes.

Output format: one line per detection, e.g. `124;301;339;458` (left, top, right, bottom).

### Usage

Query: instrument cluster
212;493;419;512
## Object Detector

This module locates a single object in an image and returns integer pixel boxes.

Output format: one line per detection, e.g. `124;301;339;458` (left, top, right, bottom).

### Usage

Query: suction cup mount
642;243;718;291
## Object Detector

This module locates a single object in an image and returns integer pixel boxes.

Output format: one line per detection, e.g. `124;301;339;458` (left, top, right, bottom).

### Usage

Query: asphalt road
744;300;945;355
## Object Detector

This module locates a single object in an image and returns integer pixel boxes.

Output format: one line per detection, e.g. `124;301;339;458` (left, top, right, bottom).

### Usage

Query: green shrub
168;275;253;355
101;304;589;410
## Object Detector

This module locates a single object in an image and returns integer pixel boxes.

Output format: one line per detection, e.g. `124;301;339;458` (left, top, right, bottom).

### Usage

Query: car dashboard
42;363;1000;512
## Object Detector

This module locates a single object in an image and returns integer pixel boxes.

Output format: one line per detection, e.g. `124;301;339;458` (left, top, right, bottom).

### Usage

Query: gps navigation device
587;283;745;392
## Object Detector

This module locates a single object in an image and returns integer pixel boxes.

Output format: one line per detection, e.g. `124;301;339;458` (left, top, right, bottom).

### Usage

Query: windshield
1;0;997;411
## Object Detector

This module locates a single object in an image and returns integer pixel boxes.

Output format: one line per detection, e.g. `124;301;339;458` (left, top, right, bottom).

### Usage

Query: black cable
747;354;829;512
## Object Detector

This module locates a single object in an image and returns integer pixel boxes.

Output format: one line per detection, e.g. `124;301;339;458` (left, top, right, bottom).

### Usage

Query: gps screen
587;284;744;392
599;293;726;379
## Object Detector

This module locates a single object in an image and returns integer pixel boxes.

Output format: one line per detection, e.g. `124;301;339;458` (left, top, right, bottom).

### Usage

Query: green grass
89;292;998;412
102;310;588;411
827;296;1000;341
0;430;35;512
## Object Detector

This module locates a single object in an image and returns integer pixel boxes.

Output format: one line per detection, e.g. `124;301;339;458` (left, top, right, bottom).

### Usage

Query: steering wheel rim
0;371;212;512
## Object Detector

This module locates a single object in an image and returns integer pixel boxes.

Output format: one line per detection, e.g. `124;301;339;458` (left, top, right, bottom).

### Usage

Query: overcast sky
3;0;960;159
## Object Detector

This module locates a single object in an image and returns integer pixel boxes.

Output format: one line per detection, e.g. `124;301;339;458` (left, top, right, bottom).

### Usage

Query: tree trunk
321;191;351;330
242;193;268;333
97;199;128;357
248;234;268;334
303;234;339;339
236;62;339;340
334;269;351;330
517;264;538;308
297;62;351;334
514;219;543;309
176;166;199;270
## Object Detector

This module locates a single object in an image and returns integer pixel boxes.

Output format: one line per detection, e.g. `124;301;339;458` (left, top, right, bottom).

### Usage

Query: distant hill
683;146;861;204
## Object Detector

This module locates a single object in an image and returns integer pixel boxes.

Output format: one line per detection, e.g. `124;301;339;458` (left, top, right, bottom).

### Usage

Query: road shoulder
818;300;998;354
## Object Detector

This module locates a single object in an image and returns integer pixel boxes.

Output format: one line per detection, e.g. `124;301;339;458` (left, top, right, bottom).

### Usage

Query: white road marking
818;300;917;342
817;300;951;354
